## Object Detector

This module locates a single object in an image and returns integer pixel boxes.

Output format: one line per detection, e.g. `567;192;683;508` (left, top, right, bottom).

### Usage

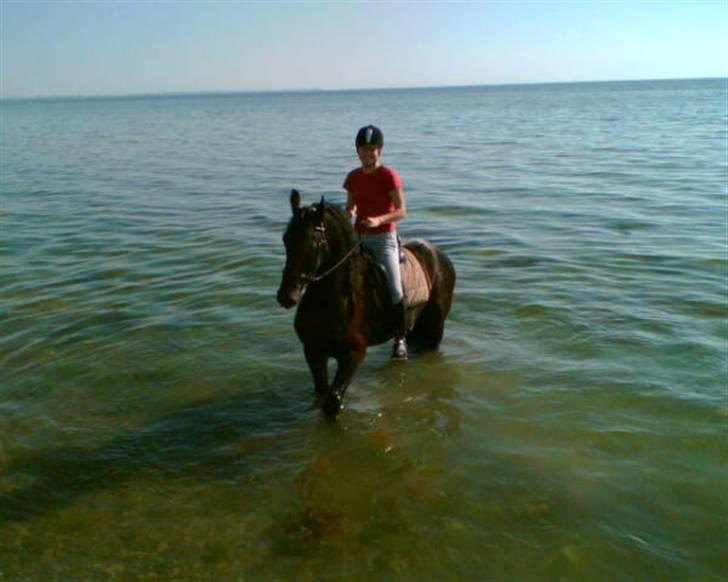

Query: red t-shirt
343;166;402;234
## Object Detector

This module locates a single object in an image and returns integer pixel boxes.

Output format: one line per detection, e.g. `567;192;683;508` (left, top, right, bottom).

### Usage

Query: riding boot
391;300;408;360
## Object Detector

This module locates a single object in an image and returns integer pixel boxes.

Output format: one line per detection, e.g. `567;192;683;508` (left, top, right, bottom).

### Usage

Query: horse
276;189;456;418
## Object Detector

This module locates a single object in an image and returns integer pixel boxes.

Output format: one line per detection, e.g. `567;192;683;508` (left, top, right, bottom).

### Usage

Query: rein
302;226;361;284
301;227;361;285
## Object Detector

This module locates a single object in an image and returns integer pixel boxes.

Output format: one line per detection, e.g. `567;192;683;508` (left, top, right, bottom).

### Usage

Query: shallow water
1;79;726;579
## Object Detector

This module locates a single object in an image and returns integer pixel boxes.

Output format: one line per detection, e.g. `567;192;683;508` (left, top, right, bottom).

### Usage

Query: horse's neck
311;250;376;298
352;253;391;304
314;217;389;305
309;225;355;294
321;219;357;271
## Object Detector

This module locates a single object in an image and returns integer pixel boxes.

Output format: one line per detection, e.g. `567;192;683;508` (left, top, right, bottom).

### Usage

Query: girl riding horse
277;190;455;418
344;125;408;360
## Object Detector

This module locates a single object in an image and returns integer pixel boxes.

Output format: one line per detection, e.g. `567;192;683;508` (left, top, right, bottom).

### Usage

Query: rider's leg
361;232;407;360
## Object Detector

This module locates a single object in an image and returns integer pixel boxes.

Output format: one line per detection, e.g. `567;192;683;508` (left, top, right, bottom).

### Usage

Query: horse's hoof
322;393;343;418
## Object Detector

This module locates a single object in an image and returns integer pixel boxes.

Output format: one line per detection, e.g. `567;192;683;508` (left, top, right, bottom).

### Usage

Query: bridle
296;222;362;285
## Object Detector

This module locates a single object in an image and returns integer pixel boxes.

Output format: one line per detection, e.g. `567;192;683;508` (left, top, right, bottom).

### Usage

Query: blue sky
1;1;726;98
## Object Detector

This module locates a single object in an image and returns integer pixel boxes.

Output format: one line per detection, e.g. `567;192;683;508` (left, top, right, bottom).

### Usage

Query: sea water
0;79;726;579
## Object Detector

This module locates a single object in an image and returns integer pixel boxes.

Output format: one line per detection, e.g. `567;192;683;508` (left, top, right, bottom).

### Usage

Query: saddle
400;247;432;307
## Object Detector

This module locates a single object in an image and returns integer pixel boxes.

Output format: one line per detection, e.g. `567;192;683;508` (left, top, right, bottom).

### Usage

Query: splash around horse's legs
322;392;344;418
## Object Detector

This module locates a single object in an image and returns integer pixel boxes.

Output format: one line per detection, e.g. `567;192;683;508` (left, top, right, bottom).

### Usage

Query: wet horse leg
304;344;329;395
322;348;365;418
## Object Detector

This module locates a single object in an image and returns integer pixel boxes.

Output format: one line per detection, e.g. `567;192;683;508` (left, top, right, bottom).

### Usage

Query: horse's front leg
322;345;365;418
304;344;329;396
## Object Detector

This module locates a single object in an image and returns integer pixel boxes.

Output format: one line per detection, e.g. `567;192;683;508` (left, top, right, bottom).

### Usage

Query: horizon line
1;76;724;103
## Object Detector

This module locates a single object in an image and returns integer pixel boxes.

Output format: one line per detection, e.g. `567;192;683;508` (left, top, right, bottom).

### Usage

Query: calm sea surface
1;79;726;580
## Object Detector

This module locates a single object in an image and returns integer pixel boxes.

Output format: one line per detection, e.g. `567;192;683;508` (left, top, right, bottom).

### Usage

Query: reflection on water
0;353;470;579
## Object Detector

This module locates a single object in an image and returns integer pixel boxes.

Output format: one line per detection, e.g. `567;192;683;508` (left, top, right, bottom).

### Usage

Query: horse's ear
290;189;301;214
315;196;326;225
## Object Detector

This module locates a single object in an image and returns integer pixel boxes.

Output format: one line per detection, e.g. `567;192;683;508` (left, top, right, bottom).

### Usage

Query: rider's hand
362;217;381;229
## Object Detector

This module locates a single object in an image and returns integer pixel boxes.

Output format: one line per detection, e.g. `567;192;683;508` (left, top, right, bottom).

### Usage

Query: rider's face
357;145;382;170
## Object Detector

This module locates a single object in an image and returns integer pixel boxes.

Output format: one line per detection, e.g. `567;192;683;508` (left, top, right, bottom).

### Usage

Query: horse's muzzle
277;285;300;309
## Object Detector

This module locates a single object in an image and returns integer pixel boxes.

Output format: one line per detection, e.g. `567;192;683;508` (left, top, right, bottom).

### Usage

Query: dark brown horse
277;190;456;418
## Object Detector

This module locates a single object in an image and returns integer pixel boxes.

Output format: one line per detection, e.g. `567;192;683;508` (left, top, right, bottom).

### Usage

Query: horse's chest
294;300;349;343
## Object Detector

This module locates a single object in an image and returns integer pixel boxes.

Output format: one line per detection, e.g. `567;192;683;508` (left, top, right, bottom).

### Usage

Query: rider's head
355;125;384;170
355;125;384;149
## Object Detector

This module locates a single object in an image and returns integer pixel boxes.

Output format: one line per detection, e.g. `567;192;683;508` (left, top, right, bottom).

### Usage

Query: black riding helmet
355;125;384;149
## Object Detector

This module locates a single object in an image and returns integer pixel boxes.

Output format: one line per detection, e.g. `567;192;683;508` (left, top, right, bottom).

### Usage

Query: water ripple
0;79;725;579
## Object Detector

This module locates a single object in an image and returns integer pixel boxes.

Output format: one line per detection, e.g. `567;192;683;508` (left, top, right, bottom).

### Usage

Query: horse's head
277;189;329;309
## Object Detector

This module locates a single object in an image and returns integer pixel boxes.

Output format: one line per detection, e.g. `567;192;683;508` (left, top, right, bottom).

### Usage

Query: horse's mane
294;199;381;280
319;201;359;250
319;202;387;290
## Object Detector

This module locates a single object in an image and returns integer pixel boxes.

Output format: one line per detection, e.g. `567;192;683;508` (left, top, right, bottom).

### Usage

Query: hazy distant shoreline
2;76;724;104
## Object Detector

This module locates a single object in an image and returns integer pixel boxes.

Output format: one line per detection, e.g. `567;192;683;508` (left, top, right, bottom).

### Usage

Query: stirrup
391;338;408;360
